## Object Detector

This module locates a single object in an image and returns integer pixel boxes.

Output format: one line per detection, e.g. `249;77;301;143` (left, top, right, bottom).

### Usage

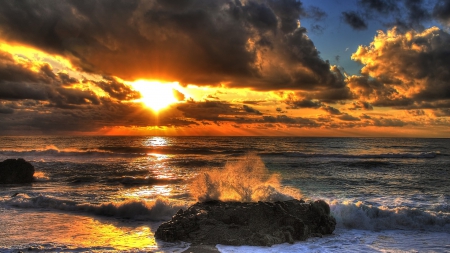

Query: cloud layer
0;0;449;136
0;0;343;91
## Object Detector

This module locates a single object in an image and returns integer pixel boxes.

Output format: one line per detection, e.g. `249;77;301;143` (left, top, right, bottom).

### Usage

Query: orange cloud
351;27;450;107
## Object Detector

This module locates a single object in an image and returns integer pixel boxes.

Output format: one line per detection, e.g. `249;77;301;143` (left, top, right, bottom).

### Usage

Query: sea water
0;136;449;252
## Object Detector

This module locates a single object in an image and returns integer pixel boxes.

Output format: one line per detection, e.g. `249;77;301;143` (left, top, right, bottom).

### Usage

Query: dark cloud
242;105;262;115
276;107;286;113
302;6;327;21
302;5;327;34
285;98;323;109
0;97;196;134
342;11;368;30
0;103;14;114
313;87;354;102
360;114;372;119
433;0;450;26
372;117;406;127
433;108;450;117
58;73;79;86
94;77;141;100
176;101;241;122
348;0;438;31
310;24;325;34
322;106;342;115
350;101;374;110
0;81;48;101
49;87;100;109
260;115;319;127
0;53;102;109
358;0;399;15
401;100;450;109
338;113;361;121
0;0;343;92
0;52;53;85
268;0;303;34
0;47;151;121
401;0;431;29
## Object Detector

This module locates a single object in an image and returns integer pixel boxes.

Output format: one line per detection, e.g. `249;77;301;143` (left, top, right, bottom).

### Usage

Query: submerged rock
155;199;336;246
0;158;35;184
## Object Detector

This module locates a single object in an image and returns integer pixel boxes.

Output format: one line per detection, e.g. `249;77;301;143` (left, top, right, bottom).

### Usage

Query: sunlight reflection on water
143;137;169;147
0;209;162;251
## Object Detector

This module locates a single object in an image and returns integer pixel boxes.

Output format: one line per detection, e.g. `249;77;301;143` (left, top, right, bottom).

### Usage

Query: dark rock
0;158;35;184
155;199;336;246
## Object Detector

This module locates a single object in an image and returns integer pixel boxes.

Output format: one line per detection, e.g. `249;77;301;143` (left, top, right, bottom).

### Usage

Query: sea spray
33;171;49;182
189;153;302;202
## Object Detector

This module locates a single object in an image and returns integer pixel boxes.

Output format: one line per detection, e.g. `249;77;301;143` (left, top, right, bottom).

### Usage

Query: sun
131;80;180;111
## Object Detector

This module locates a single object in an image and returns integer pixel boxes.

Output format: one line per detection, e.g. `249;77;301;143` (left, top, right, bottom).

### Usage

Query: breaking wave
331;200;450;232
0;148;142;159
189;153;302;202
4;194;187;221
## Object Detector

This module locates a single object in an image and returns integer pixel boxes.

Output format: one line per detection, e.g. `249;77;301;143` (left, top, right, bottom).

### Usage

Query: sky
0;0;449;137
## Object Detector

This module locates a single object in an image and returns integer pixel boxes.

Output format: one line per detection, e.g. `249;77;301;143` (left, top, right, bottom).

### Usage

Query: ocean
0;136;449;252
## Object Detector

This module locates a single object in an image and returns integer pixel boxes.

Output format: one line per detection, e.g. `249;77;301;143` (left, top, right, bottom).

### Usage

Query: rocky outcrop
155;199;336;246
0;158;35;184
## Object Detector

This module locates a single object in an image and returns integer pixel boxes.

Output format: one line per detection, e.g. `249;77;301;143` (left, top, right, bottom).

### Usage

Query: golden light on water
1;210;159;251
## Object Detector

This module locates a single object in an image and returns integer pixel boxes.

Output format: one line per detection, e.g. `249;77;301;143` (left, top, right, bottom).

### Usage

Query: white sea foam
330;200;450;231
217;228;450;252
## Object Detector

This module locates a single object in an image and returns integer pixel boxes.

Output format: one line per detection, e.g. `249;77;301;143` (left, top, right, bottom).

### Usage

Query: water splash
189;153;302;202
33;171;49;182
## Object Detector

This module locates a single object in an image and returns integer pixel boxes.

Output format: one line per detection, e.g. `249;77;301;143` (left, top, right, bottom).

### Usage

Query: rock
155;199;336;246
0;158;35;184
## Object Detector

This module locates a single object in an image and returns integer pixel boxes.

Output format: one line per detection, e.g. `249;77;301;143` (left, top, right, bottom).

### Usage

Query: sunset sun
132;80;180;111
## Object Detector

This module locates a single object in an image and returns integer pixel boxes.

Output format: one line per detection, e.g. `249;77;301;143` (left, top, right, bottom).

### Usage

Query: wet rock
155;199;336;246
0;158;35;184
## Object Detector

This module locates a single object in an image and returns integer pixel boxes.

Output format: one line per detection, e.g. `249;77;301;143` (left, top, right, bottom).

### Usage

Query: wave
330;200;450;232
0;149;143;159
2;147;442;160
0;146;231;159
262;151;441;159
3;194;450;232
3;193;187;221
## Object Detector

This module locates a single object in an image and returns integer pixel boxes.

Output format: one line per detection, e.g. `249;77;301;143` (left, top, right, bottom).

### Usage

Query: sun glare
131;80;180;111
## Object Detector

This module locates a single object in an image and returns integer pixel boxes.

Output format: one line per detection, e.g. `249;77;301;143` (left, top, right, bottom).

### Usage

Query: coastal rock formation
0;158;35;184
156;199;336;246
